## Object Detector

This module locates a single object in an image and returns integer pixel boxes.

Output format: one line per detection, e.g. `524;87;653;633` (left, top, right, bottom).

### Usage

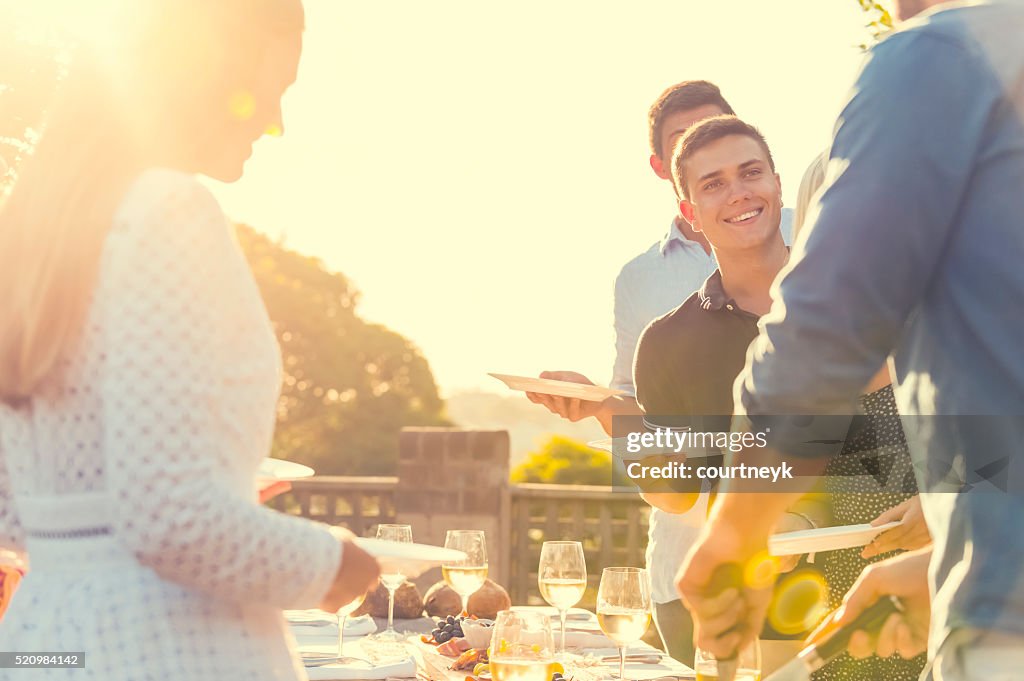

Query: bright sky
208;0;877;397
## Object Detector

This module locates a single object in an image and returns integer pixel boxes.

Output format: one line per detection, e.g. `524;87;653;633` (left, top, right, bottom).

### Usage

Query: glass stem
559;609;567;653
619;645;626;681
461;594;470;617
387;588;396;632
337;614;347;658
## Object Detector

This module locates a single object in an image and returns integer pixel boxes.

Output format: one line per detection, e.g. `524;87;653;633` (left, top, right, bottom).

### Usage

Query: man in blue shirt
674;2;1024;679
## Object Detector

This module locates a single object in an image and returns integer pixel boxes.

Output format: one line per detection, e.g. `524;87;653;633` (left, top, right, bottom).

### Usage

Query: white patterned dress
0;169;342;680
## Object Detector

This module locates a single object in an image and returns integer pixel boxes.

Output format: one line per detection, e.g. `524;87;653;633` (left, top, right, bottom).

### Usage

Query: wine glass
538;541;587;654
596;567;652;681
489;609;557;681
442;530;488;615
694;640;762;681
336;592;366;660
375;523;413;641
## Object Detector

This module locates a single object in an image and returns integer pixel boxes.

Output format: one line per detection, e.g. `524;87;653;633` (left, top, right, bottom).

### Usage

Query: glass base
367;628;406;643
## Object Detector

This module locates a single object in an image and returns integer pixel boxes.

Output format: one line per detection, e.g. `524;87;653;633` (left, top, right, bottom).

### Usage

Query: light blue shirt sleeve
612;268;640;395
735;28;1000;431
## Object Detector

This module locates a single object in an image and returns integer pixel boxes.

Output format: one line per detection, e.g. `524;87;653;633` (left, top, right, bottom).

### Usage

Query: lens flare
768;569;829;636
264;123;283;137
744;551;779;591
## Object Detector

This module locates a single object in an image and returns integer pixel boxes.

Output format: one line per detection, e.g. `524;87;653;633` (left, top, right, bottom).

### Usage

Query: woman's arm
99;172;346;609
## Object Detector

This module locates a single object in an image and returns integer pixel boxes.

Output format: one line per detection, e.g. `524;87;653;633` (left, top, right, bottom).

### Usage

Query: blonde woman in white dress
0;1;380;679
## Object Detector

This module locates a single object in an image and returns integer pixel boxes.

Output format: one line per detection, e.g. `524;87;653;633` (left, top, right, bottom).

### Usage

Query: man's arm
680;26;1001;659
737;29;998;418
524;371;641;436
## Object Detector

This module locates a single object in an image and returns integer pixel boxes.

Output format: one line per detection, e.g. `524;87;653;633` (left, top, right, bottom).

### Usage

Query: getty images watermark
622;426;794;484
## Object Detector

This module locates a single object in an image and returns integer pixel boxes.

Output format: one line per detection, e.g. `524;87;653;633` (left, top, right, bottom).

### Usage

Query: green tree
511;435;625;486
236;225;450;475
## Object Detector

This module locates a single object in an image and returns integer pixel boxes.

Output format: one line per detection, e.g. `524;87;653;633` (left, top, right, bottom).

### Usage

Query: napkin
286;611;377;639
301;640;416;680
304;657;416;680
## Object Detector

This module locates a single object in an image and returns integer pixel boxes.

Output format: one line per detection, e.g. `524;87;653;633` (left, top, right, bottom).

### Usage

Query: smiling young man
632;116;827;671
634;116;787;421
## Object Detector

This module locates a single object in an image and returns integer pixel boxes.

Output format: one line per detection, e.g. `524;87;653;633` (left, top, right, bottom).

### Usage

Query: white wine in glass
694;640;762;681
336;591;366;659
597;567;652;681
443;530;487;615
374;523;413;641
490;610;557;681
537;541;587;653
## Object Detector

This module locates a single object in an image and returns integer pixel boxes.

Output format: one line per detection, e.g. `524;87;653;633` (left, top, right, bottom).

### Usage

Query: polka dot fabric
814;385;925;680
0;168;341;680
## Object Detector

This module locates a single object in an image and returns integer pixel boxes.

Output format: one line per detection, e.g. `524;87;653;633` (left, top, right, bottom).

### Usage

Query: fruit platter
415;614;496;679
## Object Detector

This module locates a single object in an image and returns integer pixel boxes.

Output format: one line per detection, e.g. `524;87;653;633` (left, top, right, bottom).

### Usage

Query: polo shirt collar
659;217;697;256
698;270;730;311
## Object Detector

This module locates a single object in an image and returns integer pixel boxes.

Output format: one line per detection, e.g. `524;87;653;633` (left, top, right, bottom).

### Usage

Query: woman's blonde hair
793;149;830;240
0;0;303;405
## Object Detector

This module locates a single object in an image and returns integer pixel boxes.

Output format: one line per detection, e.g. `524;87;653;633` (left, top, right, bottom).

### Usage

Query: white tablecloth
291;608;695;681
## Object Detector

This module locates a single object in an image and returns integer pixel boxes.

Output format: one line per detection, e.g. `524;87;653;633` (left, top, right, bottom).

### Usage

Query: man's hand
861;496;931;558
810;547;931;660
525;371;606;422
676;513;777;658
637;452;701;514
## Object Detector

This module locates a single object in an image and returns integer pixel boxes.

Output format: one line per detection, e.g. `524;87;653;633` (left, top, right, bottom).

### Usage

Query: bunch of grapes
431;615;466;643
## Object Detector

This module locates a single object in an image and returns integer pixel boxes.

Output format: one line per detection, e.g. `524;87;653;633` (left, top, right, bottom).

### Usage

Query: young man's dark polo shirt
633;268;810;642
634;269;759;424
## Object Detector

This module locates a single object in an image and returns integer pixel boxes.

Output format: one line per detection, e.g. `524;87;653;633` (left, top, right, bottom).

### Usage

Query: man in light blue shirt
675;2;1024;678
527;81;791;665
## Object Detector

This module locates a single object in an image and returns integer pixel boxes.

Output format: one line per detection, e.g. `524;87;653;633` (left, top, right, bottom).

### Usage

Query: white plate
353;538;467;578
258;458;315;484
488;373;626;402
587;437;678;461
768;520;903;556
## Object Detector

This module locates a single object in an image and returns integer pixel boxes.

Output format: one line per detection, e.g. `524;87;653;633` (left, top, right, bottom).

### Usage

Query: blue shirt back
734;0;1024;658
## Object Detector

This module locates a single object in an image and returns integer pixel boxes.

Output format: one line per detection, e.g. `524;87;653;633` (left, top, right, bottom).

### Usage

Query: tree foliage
856;0;895;49
511;435;625;486
0;25;451;477
236;225;451;475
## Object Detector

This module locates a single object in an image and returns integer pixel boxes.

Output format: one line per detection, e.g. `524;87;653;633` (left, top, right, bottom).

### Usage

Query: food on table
450;646;489;671
432;614;468;643
353;580;423;619
461;617;495;649
424;579;511;619
437;637;473;656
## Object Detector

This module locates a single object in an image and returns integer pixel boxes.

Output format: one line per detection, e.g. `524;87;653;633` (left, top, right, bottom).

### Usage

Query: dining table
289;607;696;681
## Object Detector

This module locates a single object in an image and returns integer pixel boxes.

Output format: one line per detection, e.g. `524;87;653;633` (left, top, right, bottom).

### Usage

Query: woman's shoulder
114;167;224;233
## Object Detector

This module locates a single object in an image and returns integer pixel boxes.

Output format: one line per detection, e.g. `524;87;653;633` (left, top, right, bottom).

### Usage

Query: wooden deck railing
270;476;398;538
276;477;649;607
